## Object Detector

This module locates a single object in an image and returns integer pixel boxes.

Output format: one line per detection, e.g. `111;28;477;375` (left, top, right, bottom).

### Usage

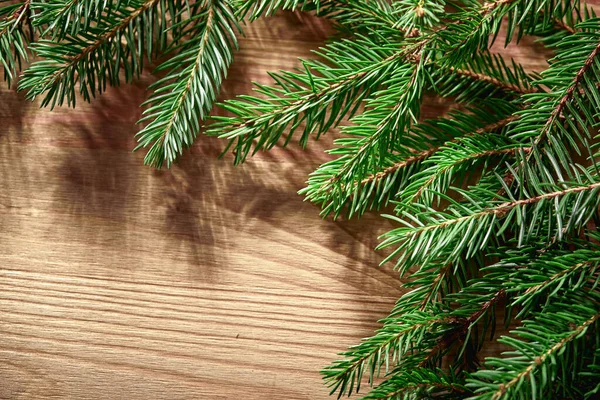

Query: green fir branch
359;368;467;400
379;153;600;273
468;292;600;400
233;0;316;20
208;34;408;164
0;0;31;86
2;0;600;399
135;0;239;167
18;0;167;107
30;0;108;38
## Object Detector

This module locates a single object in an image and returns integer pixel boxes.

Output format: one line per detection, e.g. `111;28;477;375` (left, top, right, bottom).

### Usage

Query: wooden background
0;13;406;399
0;5;585;398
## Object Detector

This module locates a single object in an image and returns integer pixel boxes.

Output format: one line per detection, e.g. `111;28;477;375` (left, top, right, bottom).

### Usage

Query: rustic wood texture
0;9;581;400
0;13;404;400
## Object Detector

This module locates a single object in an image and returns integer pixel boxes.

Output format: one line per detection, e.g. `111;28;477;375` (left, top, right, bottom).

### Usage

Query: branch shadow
0;85;32;211
1;10;400;297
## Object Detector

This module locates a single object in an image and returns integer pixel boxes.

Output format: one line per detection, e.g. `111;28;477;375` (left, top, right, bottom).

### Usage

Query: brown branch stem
359;114;521;189
450;66;537;95
410;180;600;238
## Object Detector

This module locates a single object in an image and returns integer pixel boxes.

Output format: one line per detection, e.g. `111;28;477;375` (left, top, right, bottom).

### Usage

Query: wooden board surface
0;13;404;400
0;7;588;399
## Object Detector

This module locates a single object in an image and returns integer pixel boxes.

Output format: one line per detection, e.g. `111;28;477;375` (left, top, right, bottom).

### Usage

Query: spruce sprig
19;0;168;107
134;0;239;167
12;0;240;166
0;0;31;86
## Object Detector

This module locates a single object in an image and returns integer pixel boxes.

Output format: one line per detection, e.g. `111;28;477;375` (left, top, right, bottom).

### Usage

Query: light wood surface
0;8;589;399
0;13;404;400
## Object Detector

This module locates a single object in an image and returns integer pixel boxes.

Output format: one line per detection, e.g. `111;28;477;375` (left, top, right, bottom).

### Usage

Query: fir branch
334;6;539;99
536;39;600;146
540;1;598;36
325;280;507;399
448;66;537;96
31;0;107;37
1;0;30;30
213;1;535;166
209;35;409;164
418;261;454;310
233;0;316;20
380;164;600;273
19;0;166;107
491;240;600;317
297;14;536;220
359;368;467;400
494;314;599;398
504;21;600;188
322;309;449;398
0;0;31;85
318;0;445;35
435;0;586;65
302;102;519;219
135;0;239;167
299;59;427;218
433;0;518;66
317;0;405;35
432;52;540;105
394;255;483;313
418;289;507;368
327;59;425;182
553;17;577;35
397;115;520;210
358;148;436;187
366;115;518;196
389;258;482;318
468;293;600;400
521;261;589;296
427;181;600;231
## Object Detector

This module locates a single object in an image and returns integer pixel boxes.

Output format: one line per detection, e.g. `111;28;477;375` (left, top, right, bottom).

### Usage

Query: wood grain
0;13;403;400
1;7;595;399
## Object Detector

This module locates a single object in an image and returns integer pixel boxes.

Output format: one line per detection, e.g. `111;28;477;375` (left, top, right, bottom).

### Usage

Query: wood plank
4;5;599;398
0;12;402;400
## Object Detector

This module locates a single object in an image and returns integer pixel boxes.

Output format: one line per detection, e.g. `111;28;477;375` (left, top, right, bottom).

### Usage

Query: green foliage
135;0;239;167
233;0;315;20
20;0;167;107
467;291;600;400
360;368;467;400
31;0;108;38
209;0;600;398
9;0;240;167
0;0;31;86
207;33;407;164
322;307;447;397
2;0;600;399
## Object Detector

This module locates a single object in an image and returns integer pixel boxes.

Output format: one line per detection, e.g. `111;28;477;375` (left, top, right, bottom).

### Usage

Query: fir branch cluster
217;1;600;399
1;0;240;167
3;0;600;399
